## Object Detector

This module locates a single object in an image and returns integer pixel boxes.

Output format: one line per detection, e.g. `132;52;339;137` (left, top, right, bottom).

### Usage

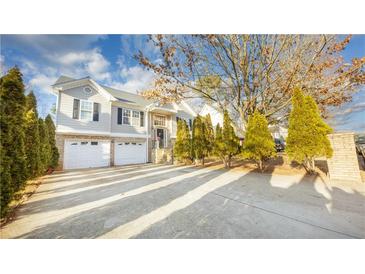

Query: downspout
146;109;149;163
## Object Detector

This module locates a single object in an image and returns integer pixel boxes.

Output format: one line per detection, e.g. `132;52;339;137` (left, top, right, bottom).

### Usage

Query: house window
154;115;166;126
80;100;93;121
123;109;131;125
91;141;98;145
132;111;140;126
117;107;144;126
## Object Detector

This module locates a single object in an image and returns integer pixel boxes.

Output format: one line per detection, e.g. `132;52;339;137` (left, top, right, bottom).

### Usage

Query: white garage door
64;140;110;170
114;141;147;166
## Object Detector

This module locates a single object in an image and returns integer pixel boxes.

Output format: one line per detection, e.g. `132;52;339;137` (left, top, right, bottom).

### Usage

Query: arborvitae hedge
192;115;208;165
214;111;240;168
203;114;214;157
45;114;59;169
0;67;59;218
25;92;41;178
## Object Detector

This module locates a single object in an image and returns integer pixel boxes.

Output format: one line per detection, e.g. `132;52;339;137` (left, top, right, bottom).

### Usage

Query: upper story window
132;111;140;125
73;98;100;122
117;107;144;127
154;115;166;126
80;101;93;120
123;109;131;125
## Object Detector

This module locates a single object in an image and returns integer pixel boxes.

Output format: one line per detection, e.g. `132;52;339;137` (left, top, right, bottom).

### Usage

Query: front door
156;128;165;148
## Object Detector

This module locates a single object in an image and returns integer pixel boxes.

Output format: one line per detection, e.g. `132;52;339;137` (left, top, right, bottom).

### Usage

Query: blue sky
0;34;364;132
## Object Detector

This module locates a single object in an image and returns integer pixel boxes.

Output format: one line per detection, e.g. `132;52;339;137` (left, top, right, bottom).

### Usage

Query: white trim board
56;129;150;138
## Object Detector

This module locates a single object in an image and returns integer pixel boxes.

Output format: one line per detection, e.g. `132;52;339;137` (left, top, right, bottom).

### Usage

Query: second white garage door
64;140;110;170
114;141;147;165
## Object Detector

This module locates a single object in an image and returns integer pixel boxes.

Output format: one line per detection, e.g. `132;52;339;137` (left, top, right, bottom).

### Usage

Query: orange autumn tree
136;35;365;133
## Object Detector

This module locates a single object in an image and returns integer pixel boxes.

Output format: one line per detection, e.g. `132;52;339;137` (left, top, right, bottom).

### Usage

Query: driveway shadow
135;168;365;239
14;166;193;218
14;168;229;238
5;164;365;239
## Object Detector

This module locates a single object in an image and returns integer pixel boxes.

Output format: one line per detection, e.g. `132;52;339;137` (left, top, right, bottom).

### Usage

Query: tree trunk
223;158;228;168
202;157;205;166
303;158;315;174
311;157;316;173
258;159;263;172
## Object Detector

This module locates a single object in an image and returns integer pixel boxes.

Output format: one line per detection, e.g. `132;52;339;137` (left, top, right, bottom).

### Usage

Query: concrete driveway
1;163;364;239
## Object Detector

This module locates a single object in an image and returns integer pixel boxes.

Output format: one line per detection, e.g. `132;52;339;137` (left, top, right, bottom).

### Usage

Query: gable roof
52;76;195;114
53;75;76;85
101;85;152;107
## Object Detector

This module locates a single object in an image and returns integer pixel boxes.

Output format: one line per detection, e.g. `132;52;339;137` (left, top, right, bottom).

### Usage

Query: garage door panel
64;140;110;170
114;142;146;166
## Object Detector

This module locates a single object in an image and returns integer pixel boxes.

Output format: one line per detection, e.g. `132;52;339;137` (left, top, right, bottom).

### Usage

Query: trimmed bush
174;119;192;163
214;111;240;168
242;110;276;171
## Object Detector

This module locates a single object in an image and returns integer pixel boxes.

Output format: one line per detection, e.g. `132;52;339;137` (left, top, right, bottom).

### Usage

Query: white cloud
0;54;5;76
112;66;155;93
48;48;111;81
29;74;57;94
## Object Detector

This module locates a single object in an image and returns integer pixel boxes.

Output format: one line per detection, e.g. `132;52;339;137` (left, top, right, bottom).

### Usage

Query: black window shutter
140;111;144;127
117;108;123;124
73;99;80;119
93;103;100;121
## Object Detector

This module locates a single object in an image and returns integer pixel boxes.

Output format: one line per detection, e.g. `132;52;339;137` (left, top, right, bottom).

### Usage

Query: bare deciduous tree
136;35;365;133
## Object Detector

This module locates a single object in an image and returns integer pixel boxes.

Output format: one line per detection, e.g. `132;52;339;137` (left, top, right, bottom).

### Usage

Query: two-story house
52;75;196;170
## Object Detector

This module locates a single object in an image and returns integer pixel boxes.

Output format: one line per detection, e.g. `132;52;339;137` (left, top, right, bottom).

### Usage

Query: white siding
171;110;194;137
111;105;147;135
57;85;111;133
199;104;223;127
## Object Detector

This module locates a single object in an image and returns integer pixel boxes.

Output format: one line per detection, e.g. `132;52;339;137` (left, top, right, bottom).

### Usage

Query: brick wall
327;132;361;182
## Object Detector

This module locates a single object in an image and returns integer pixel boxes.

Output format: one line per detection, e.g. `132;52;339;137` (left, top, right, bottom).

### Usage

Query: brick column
327;132;361;182
110;140;115;166
55;134;64;170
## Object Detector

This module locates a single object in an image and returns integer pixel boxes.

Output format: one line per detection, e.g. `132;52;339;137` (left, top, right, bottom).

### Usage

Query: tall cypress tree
203;114;214;157
173;120;192;163
38;118;51;173
45;114;59;169
213;123;225;161
242;110;276;171
221;111;240;168
0;67;27;216
192;115;208;165
286;87;333;173
24;91;41;177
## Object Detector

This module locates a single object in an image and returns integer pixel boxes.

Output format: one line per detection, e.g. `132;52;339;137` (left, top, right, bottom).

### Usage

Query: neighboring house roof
199;102;288;138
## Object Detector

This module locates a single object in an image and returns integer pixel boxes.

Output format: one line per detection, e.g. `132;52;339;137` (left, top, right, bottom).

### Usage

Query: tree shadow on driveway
13;167;229;238
3;165;364;239
135;168;365;239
